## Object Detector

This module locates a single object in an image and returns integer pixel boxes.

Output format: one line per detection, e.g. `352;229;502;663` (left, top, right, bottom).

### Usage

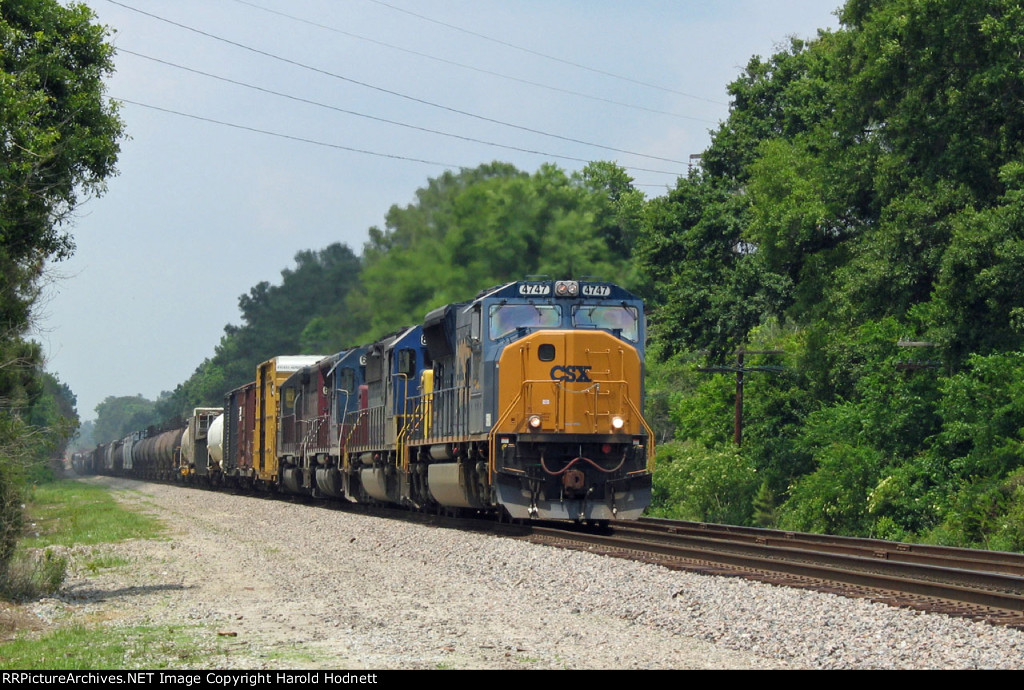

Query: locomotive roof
384;324;421;352
323;346;367;379
469;279;641;305
266;355;326;373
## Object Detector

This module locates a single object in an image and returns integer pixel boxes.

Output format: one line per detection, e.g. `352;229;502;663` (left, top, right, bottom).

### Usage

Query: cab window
488;304;561;340
337;368;355;393
572;305;639;341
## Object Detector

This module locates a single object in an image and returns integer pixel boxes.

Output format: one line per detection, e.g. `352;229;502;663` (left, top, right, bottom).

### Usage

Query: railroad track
103;476;1024;629
513;517;1024;630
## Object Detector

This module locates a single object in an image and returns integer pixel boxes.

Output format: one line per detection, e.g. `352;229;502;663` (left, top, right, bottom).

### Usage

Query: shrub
649;441;758;524
0;548;68;601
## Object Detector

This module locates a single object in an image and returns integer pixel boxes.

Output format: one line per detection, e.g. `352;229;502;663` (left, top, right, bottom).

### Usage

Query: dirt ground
3;476;776;669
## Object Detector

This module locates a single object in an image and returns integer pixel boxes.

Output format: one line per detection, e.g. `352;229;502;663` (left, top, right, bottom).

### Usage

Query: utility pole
699;349;784;446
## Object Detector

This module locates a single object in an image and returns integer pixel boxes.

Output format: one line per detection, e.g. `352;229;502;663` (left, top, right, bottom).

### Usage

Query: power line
118;49;685;177
228;0;718;124
119;96;688;184
367;0;727;106
116;98;459;167
101;0;691;167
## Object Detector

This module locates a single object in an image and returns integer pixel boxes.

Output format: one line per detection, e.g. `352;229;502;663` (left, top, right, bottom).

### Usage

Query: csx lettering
550;365;592;382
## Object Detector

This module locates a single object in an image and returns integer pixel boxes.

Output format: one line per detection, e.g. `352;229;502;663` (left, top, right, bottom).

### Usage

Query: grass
0;623;246;670
19;480;166;548
81;550;131;574
3;480;165;602
1;549;67;600
2;479;324;669
0;479;222;668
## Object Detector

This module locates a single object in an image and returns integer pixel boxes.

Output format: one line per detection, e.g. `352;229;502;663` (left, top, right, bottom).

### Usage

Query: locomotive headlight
611;415;625;430
528;414;542;430
554;280;579;297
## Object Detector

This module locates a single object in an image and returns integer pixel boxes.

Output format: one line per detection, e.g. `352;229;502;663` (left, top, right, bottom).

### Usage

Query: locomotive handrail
404;386;471;443
340;410;363;472
300;414;327;458
342;408;366;442
342;406;385;470
487;389;525;482
380;371;413;470
397;396;430;472
622;393;656;471
551;376;613;434
328;388;352;450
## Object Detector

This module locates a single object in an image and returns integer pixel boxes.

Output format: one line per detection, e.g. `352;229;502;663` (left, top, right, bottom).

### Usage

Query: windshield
572;305;639;341
489;304;561;340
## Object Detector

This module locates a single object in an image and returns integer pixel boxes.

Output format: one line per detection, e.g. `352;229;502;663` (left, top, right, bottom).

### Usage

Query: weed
0;548;68;600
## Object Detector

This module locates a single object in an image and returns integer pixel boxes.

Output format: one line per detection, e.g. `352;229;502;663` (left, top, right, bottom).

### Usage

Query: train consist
75;279;655;521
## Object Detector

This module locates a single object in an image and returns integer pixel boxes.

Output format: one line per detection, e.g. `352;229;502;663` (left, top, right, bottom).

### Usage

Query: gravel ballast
27;476;1024;669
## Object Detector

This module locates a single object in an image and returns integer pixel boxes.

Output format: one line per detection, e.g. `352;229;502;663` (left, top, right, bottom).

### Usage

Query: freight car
85;278;655;521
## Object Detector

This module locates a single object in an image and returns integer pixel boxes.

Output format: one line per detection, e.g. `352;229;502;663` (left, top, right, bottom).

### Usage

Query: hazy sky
37;0;841;420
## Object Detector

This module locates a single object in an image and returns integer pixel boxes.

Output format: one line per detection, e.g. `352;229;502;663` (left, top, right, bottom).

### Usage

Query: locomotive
82;279;655;521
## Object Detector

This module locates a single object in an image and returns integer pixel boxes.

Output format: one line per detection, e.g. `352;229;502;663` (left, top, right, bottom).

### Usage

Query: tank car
132;425;186;481
120;429;145;474
71;450;95;475
87;444;105;475
207;413;224;478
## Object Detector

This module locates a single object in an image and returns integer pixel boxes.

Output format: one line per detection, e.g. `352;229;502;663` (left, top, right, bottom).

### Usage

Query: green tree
648;441;758;525
752;481;777;527
639;0;1024;543
0;0;122;345
27;372;79;476
643;0;1024;350
0;0;122;585
637;174;790;359
93;395;158;444
352;161;646;341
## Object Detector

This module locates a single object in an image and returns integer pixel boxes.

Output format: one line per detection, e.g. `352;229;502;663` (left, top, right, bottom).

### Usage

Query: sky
35;0;842;420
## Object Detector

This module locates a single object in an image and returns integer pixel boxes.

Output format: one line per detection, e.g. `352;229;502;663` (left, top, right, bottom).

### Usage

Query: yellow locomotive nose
496;329;646;437
489;328;653;521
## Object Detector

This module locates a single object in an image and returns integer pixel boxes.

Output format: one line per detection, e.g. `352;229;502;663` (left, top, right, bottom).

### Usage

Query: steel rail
634;518;1024;575
521;524;1024;622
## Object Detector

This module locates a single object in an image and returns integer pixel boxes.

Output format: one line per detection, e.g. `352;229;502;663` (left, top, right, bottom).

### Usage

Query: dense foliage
91;395;159;445
348;160;645;341
640;0;1024;549
0;1;122;584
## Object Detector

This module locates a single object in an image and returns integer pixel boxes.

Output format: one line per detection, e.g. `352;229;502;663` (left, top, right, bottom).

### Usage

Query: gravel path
26;476;1024;669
